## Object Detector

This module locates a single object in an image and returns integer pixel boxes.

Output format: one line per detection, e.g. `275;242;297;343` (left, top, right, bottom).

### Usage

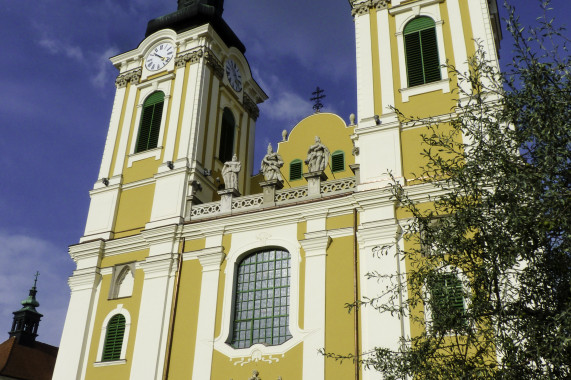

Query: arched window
102;314;126;361
427;272;466;332
219;108;235;163
289;159;302;181
231;248;292;349
404;17;441;87
331;150;345;173
115;266;134;299
135;91;165;153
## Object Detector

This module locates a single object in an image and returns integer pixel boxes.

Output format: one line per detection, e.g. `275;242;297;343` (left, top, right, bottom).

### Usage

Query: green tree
358;1;570;378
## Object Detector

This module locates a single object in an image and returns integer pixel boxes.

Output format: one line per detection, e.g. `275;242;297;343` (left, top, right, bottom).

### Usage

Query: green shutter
429;273;466;331
404;17;441;87
331;151;345;172
102;314;126;361
290;160;302;181
135;92;165;153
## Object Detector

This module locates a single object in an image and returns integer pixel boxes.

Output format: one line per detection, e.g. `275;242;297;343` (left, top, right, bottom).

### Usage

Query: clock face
225;59;242;92
145;42;175;72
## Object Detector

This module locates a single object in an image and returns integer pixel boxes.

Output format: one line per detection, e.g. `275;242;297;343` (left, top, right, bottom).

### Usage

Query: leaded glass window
102;314;126;361
231;248;292;349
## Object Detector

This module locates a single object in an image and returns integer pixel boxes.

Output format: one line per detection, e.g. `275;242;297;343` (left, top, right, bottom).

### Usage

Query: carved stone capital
115;68;142;88
243;94;260;121
204;48;224;79
175;48;204;68
351;0;390;16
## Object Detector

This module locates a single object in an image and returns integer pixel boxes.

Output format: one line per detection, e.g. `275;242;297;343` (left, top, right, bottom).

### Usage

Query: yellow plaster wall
400;122;457;183
325;236;358;378
122;156;162;184
114;184;155;238
84;269;144;379
165;259;203;379
326;213;354;231
183;237;206;253
213;234;232;338
369;8;383;115
277;113;355;188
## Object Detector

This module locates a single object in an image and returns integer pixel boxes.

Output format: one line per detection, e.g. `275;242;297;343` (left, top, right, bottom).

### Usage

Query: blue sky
0;0;568;347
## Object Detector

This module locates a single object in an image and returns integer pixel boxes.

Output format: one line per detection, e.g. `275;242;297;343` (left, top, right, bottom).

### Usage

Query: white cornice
388;0;445;15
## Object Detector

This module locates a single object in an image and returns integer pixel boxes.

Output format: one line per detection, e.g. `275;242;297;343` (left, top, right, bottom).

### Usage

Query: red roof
0;337;58;380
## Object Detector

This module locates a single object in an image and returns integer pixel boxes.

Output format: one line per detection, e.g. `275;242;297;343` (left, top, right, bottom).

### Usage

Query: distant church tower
54;1;501;379
9;274;43;347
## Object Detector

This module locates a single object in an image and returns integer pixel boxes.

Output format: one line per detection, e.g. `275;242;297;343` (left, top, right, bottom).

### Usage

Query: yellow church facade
53;1;502;379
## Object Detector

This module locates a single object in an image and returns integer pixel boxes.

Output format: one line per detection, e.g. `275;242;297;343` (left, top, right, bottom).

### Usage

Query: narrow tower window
404;17;441;87
135;91;165;153
331;150;345;172
102;314;126;361
219;108;236;163
231;248;292;349
289;159;302;181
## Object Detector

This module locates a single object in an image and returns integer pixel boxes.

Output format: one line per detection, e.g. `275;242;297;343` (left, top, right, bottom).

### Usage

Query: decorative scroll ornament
115;68;142;88
175;48;203;68
204;48;224;79
249;370;261;380
351;0;390;16
231;350;282;367
243;94;260;121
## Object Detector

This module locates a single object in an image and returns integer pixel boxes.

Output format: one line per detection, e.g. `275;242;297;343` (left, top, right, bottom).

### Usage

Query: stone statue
305;136;330;172
261;143;284;181
222;154;241;190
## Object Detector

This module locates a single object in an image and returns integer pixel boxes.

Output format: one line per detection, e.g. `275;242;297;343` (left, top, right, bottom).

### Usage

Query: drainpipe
353;208;360;380
163;239;184;379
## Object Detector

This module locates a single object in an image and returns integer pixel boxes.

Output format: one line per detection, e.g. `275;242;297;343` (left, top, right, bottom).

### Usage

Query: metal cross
310;86;326;113
34;271;40;287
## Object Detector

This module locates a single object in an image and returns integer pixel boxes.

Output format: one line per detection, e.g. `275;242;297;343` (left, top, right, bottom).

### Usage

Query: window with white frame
403;16;441;87
95;305;131;365
230;248;292;349
135;91;165;153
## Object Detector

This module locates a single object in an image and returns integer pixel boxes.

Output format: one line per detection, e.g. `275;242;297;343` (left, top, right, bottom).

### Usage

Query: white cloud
39;36;85;62
0;232;74;346
91;47;120;89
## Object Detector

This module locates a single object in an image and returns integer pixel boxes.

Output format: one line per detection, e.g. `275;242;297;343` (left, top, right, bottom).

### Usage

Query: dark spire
145;0;245;53
9;272;43;346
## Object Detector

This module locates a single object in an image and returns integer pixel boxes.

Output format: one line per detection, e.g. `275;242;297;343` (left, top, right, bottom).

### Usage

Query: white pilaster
300;210;329;380
447;0;470;94
82;176;122;241
147;167;188;229
52;241;103;380
129;253;177;380
354;11;375;124
98;85;127;179
163;63;187;163
357;203;404;380
376;8;396;114
177;61;203;161
112;82;138;177
191;247;225;380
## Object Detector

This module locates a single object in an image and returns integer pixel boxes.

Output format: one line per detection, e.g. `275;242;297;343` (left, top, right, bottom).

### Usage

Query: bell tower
9;273;43;347
53;2;266;379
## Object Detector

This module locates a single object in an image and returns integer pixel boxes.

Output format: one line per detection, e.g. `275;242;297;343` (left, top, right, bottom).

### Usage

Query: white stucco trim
94;304;132;363
98;85;127;179
376;8;396;114
213;235;306;359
